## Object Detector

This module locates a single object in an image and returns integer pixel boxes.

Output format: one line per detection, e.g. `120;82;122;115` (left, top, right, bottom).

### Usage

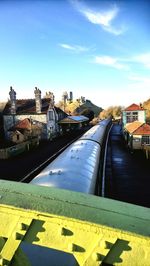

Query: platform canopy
59;115;89;124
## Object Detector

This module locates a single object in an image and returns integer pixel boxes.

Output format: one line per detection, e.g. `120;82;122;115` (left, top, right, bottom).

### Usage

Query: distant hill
74;100;103;117
56;99;103;117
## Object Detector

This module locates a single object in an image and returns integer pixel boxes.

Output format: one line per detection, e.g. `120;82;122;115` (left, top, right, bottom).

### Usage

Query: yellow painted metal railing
0;180;150;265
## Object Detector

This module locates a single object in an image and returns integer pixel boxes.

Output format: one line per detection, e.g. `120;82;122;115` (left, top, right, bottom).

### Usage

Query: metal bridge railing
0;180;150;266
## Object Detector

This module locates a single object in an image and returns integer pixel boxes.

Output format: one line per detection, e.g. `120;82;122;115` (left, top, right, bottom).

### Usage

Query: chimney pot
34;87;42;113
9;86;17;114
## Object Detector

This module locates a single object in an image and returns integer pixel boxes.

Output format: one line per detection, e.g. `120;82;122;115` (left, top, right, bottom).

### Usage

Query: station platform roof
58;115;89;124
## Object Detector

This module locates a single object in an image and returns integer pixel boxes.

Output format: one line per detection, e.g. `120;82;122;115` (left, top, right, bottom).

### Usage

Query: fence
0;138;39;159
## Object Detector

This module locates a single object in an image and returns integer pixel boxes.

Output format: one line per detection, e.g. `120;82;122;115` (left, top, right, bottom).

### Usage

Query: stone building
3;87;67;141
8;118;43;143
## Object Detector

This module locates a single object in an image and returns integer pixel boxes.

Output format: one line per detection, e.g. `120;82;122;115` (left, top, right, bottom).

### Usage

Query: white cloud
134;53;150;69
59;43;75;50
94;55;128;70
59;43;89;53
102;25;125;35
120;52;150;69
83;7;118;27
128;74;150;83
71;1;125;35
93;52;150;71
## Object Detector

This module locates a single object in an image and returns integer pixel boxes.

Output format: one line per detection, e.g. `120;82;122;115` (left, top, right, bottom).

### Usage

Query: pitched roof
68;115;89;122
54;106;68;116
10;118;45;131
3;98;50;115
133;123;150;135
124;103;144;111
3;99;68;116
15;118;31;130
12;130;24;135
125;121;143;133
59;115;89;124
8;118;31;131
125;121;150;135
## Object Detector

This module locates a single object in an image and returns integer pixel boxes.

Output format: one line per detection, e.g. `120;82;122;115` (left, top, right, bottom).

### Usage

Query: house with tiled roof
125;121;143;134
122;103;146;127
8;118;44;143
3;87;67;141
124;121;150;149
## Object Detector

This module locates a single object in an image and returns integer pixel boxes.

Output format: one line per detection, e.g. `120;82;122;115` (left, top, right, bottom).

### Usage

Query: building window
17;134;20;140
142;136;150;145
126;111;138;123
132;112;138;121
49;110;54;120
126;116;132;123
132;116;138;121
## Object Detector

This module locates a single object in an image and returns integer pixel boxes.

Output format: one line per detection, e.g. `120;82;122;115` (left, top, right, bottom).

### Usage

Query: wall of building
138;111;146;123
12;132;25;143
132;135;142;149
122;110;146;127
3;114;47;139
47;109;60;139
127;134;150;150
3;107;67;140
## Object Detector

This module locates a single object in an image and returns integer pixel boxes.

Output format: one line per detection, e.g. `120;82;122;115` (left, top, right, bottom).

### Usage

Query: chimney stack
69;91;73;102
34;87;42;113
9;86;16;114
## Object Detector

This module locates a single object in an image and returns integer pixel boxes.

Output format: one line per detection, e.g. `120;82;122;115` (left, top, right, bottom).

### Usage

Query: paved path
105;124;150;208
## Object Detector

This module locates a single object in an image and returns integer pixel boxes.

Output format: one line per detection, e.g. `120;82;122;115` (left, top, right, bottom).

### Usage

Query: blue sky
0;0;150;108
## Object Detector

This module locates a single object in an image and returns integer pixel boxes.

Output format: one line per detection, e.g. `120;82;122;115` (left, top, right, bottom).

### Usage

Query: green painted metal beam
0;180;150;266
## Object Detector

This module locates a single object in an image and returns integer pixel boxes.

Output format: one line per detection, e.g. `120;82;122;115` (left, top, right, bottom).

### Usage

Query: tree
143;99;150;122
99;106;123;120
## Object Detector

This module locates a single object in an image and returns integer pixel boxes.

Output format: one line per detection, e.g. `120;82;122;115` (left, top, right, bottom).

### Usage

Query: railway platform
105;124;150;208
